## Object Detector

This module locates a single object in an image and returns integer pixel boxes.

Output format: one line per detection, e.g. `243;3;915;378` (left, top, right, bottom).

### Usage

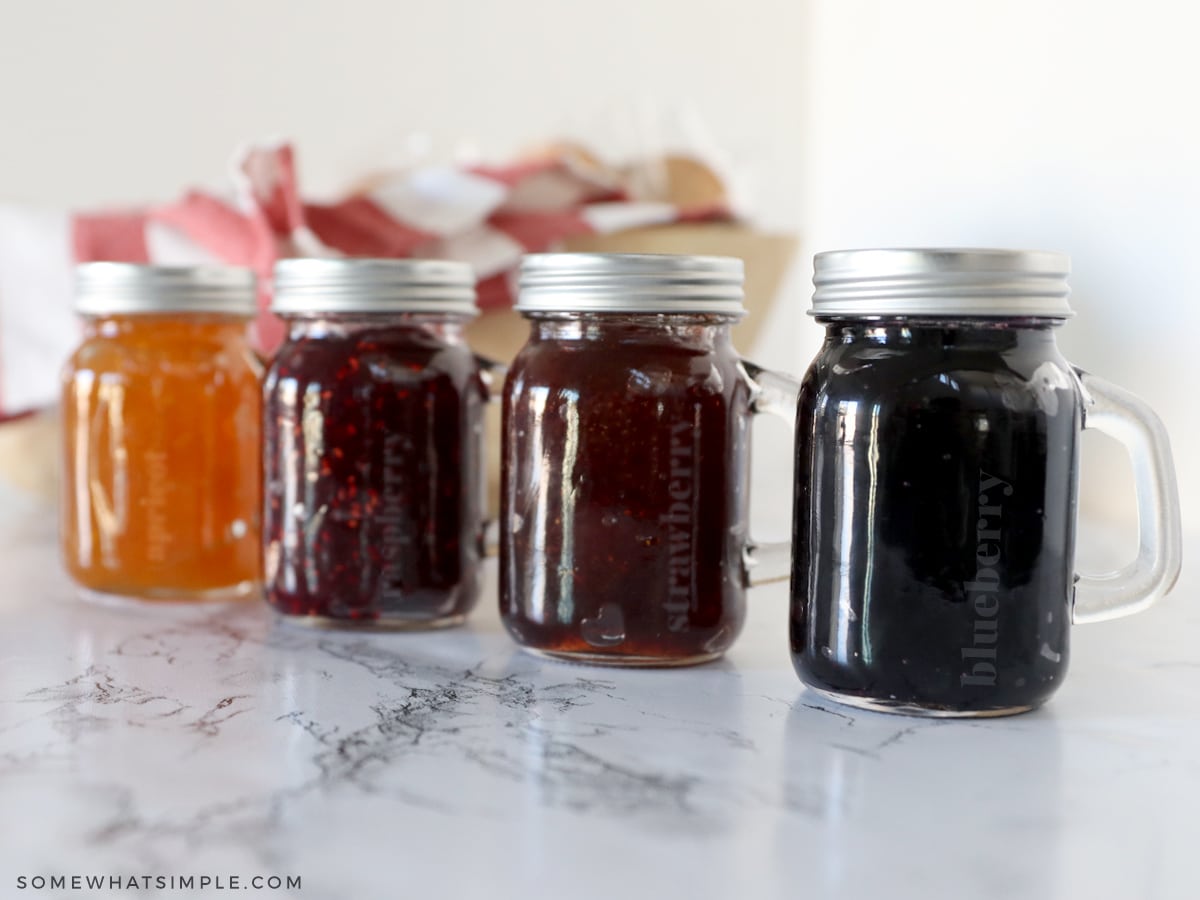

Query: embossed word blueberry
961;471;1014;687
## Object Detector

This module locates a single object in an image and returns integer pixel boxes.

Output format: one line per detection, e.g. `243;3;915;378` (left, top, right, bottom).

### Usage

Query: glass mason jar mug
791;249;1182;716
263;259;490;628
501;253;798;666
61;263;263;602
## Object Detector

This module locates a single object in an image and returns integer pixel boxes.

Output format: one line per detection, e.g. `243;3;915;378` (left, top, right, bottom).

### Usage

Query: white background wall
1;0;1196;540
799;1;1200;543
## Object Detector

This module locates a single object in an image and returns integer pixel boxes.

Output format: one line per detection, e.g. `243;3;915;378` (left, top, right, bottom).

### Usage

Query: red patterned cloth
0;142;729;414
70;143;729;355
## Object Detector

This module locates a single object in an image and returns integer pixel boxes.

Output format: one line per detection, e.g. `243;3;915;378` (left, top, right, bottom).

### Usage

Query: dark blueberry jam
791;320;1079;713
500;315;752;665
264;316;486;626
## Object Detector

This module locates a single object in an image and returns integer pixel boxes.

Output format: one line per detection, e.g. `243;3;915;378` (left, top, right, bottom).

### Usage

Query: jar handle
1073;370;1182;624
739;360;802;586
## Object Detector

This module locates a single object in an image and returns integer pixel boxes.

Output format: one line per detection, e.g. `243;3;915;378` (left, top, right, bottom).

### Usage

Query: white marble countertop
1;505;1196;900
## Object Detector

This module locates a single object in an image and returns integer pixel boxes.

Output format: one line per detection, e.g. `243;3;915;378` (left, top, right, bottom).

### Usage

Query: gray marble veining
1;513;1198;899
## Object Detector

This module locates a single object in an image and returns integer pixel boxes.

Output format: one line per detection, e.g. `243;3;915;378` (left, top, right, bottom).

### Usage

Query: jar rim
811;248;1074;318
272;258;478;316
517;253;745;315
521;309;743;322
812;314;1068;325
75;263;258;317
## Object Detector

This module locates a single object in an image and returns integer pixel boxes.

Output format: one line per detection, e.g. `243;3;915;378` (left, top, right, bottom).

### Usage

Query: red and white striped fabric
0;141;730;418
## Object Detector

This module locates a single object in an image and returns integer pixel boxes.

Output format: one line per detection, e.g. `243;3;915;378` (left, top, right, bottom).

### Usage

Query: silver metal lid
272;258;478;316
811;248;1073;318
517;253;745;315
75;263;258;316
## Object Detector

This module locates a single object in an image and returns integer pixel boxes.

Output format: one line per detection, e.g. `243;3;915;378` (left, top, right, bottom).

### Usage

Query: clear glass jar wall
262;259;486;628
501;311;753;664
61;265;262;602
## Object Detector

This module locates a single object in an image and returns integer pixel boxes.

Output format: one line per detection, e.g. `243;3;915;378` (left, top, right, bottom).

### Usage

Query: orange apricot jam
61;265;262;602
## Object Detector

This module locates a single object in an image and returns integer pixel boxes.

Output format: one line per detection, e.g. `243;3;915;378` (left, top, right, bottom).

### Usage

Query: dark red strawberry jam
500;313;753;664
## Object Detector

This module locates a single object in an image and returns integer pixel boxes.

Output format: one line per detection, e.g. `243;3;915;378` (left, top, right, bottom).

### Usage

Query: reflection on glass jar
263;259;487;628
794;319;1078;713
501;253;797;667
791;249;1182;716
60;264;262;602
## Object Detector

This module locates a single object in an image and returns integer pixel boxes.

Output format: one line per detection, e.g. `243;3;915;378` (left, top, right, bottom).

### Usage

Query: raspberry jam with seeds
263;260;485;628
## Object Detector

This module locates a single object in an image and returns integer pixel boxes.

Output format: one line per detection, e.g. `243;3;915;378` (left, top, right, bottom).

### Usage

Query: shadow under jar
263;259;488;628
792;249;1181;716
501;253;796;667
